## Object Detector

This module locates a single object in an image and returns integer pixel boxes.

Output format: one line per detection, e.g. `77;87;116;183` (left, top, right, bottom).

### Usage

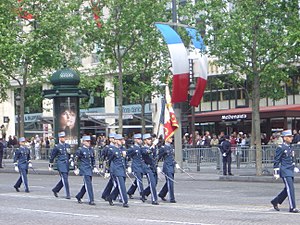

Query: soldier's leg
101;177;114;200
283;177;296;210
21;169;29;192
52;173;64;193
84;175;94;204
166;172;175;202
116;176;128;205
146;171;158;202
61;172;70;198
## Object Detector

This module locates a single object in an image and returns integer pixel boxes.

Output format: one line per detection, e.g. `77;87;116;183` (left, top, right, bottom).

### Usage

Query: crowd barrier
182;144;300;174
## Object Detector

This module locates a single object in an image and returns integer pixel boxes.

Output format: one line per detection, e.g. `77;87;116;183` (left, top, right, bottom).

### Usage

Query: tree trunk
253;74;262;176
141;97;146;134
117;58;123;134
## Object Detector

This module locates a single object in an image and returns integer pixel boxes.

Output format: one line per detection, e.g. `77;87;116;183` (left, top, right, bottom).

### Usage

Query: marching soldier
126;133;146;202
75;135;98;205
49;131;71;199
100;133;115;201
13;137;31;193
158;135;178;203
106;134;129;207
141;133;159;205
271;130;299;213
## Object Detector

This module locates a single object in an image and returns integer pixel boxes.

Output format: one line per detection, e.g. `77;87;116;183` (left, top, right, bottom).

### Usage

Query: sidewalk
1;159;300;183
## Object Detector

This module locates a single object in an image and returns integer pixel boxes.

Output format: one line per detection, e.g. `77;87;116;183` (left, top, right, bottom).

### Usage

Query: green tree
195;0;300;175
83;0;170;134
0;0;88;136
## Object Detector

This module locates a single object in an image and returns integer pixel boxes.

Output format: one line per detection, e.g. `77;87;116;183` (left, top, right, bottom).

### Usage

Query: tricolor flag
17;0;34;20
155;24;189;103
186;28;208;107
90;0;102;28
159;85;179;140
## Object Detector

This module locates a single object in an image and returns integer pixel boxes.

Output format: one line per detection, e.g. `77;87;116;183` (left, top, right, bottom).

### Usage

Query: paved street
1;164;300;225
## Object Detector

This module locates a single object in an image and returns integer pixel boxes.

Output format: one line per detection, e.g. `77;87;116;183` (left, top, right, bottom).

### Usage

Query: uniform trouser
14;168;29;192
144;171;158;202
52;172;70;197
127;172;144;197
159;172;175;201
222;155;232;175
76;175;94;203
101;177;114;199
109;176;128;204
0;150;3;167
144;171;158;196
272;176;296;209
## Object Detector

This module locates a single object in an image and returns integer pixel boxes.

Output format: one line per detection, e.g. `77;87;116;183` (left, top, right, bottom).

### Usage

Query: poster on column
58;97;78;145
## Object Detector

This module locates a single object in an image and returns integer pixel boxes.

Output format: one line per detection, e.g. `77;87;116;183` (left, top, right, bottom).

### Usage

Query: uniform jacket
76;145;95;176
141;145;158;173
220;140;231;156
14;146;31;169
108;145;127;177
99;143;114;172
274;143;295;178
127;144;145;173
49;142;71;173
158;143;176;174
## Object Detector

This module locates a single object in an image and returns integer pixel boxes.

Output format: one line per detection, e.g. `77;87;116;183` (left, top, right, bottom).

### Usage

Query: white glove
93;167;99;174
122;151;127;157
153;139;159;145
127;167;132;174
222;153;227;157
273;168;280;180
157;167;162;173
14;166;19;173
175;164;180;169
74;168;79;175
28;162;33;168
70;161;74;167
294;167;300;173
104;173;110;179
48;166;53;171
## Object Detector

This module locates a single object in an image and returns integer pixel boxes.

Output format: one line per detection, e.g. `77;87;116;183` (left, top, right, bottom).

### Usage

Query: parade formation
11;131;182;208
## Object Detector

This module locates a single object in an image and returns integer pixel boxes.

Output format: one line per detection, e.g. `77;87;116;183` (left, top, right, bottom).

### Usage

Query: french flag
186;28;208;107
155;24;189;103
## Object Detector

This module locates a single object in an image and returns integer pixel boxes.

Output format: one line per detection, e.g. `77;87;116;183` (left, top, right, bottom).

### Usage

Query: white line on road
138;219;217;225
16;207;99;218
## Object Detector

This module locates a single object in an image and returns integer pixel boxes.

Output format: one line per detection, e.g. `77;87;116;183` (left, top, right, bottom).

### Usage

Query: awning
190;104;300;123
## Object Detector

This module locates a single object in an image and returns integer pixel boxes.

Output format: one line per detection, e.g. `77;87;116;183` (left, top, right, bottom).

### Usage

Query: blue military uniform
106;135;129;207
49;135;71;199
75;137;96;205
142;144;158;198
13;139;31;193
220;136;232;175
158;142;176;203
127;142;145;200
100;142;115;200
271;131;298;212
141;142;159;204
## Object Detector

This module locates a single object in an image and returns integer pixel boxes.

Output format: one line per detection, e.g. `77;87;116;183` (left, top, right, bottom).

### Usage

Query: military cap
19;137;26;142
281;130;293;137
143;133;152;140
58;131;66;137
133;133;142;139
82;135;91;141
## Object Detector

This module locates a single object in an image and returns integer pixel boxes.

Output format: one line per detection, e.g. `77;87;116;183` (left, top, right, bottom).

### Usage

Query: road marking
138;219;217;225
16;208;100;218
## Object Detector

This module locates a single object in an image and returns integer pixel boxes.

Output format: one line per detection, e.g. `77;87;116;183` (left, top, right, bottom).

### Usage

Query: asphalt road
1;172;300;225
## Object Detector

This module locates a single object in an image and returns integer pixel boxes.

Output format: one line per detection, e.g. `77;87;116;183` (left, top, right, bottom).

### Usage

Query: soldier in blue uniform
75;135;98;205
49;131;71;199
220;135;233;176
158;135;178;203
141;133;159;205
100;133;115;201
13;137;31;193
271;130;299;213
126;133;146;201
106;134;129;207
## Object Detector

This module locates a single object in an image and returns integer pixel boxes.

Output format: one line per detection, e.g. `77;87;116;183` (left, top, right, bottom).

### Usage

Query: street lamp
189;79;200;171
15;95;21;138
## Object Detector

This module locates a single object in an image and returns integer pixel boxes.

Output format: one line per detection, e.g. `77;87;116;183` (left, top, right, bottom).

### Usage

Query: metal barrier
182;144;300;173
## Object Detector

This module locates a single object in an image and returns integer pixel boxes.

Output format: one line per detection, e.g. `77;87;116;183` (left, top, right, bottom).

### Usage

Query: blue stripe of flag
185;27;206;50
155;23;183;45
